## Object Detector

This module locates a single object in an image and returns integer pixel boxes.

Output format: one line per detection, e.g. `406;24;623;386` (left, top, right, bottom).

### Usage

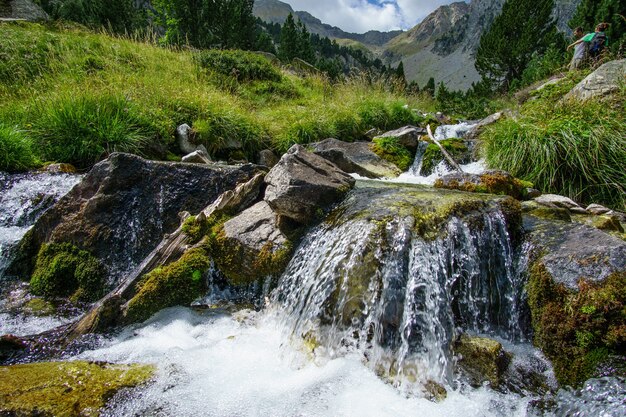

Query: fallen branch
427;124;464;173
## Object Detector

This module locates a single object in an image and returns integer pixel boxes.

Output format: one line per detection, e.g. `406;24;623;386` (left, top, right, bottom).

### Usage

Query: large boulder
9;153;261;285
212;201;291;286
375;125;426;153
309;138;401;179
564;59;626;102
264;145;355;224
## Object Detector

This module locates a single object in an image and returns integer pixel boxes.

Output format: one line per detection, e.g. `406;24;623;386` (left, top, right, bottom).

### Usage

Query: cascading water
0;171;82;335
273;184;527;391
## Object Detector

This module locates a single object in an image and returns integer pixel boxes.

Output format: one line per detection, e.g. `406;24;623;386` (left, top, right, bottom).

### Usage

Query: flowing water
1;143;625;415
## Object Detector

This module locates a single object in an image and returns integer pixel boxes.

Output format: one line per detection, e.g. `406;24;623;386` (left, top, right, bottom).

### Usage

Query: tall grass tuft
481;95;626;210
0;124;39;172
31;94;153;168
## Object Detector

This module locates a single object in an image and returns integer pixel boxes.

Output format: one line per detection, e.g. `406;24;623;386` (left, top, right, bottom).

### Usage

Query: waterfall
274;184;527;390
0;172;81;279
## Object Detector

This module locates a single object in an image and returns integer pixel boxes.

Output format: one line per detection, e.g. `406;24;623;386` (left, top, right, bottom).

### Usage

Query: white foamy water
78;307;531;417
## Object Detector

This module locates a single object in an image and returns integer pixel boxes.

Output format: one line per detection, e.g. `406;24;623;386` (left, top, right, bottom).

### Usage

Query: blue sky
281;0;460;33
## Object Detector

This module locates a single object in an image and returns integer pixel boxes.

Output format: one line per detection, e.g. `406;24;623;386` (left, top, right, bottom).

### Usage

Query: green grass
0;123;39;172
0;22;431;169
480;73;626;210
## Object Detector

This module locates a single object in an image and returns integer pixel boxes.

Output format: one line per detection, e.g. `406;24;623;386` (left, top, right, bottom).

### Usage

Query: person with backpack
567;27;587;70
568;23;610;65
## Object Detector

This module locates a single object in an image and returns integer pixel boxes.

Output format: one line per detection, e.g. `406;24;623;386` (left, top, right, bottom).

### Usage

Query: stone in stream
534;194;588;214
454;335;511;388
434;170;531;200
265;145;355;224
8;153;262;291
309;138;402;179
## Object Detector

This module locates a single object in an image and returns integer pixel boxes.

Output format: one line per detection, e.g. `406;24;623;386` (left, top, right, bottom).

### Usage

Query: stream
1;126;625;416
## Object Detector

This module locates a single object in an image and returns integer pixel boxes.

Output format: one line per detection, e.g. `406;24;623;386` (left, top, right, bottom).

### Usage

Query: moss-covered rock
369;136;414;171
24;298;55;316
592;215;624;233
30;242;106;302
527;263;626;387
454;334;512;388
434;170;531;200
420;139;469;176
0;361;154;417
125;247;211;323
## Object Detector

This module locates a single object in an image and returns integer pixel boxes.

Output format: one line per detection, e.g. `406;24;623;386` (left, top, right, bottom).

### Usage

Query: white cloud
282;0;459;33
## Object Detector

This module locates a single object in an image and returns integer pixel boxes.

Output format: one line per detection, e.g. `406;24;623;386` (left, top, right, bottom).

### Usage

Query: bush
481;91;626;210
0;124;39;172
31;93;153;168
195;50;282;82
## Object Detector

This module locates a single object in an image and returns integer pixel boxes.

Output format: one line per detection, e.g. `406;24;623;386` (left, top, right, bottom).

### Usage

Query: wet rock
309;138;401;179
376;125;426;153
565;59;626;102
182;149;212;164
454;335;511;388
535;194;588;214
0;361;154;416
586;203;611;215
420;139;471;176
525;188;542;199
0;335;28;362
257;149;279;168
8;153;261;285
213;201;291;286
264;145;355;225
434;170;529;200
42;163;77;174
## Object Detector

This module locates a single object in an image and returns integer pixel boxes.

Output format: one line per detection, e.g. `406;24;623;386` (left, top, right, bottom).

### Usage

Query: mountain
386;0;582;91
253;0;402;49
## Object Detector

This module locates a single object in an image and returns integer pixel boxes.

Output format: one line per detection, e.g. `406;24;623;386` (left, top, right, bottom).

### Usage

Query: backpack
589;32;607;57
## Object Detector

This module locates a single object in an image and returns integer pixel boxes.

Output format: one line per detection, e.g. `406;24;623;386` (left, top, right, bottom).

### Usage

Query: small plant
0;124;39;172
195;50;282;82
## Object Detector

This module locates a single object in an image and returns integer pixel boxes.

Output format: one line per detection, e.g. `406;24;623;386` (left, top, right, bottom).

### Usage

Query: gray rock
309;138;401;179
466;112;502;140
524;217;626;290
257;149;279;168
525;188;542;199
176;124;196;154
534;194;587;214
586;203;611;215
9;153;261;285
264;145;355;224
564;59;626;102
182;150;212;165
376;125;426;152
435;170;526;199
1;0;48;20
364;128;382;139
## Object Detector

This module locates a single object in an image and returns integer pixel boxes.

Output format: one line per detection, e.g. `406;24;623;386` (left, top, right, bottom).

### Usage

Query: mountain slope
253;0;401;48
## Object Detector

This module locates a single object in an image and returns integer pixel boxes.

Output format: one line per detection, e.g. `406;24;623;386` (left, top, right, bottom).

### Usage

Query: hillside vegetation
0;22;431;170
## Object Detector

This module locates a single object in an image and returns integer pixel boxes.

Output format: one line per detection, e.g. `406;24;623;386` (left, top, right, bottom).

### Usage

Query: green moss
24;298;55;316
527;263;626;387
0;361;154;417
420;139;468;175
125;247;211;323
412;198;487;241
369;136;413;171
454;335;511;388
434;172;529;200
30;242;106;302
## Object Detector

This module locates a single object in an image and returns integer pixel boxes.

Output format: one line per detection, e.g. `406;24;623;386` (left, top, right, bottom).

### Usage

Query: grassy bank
480;72;626;210
0;22;433;171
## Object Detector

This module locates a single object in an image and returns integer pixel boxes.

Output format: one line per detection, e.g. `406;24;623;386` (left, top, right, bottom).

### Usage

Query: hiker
567;27;587;70
567;23;610;67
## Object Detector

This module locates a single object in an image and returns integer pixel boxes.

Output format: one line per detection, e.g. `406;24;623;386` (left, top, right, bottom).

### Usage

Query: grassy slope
0;22;434;170
480;71;626;210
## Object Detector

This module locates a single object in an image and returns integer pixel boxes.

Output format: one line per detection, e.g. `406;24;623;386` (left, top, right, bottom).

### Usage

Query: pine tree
475;0;558;90
394;61;407;85
296;20;315;63
569;0;626;50
279;13;299;62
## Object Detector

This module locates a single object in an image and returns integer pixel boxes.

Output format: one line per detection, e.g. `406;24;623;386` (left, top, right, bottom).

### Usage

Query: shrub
195;50;282;82
30;93;153;168
0;124;39;172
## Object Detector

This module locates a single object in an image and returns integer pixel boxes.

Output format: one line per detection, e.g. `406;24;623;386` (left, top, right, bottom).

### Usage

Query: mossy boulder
434;170;531;200
0;361;154;417
369;136;413;171
454;335;512;388
23;298;55;316
420;138;470;176
125;247;211;323
30;242;106;302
